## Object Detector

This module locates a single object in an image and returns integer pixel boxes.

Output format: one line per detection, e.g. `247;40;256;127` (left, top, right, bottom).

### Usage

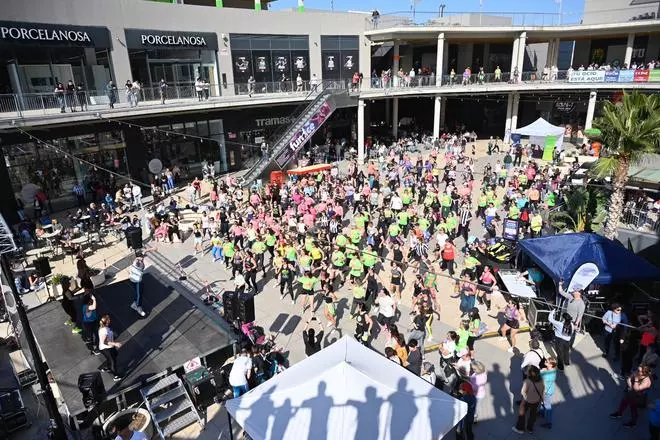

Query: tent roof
513;117;565;137
226;336;467;440
518;233;660;285
287;163;332;175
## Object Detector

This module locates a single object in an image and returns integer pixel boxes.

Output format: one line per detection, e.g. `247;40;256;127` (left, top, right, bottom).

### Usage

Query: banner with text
568;69;660;84
275;100;335;168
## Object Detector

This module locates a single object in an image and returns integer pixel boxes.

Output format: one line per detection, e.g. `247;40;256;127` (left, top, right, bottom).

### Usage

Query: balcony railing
0;80;355;121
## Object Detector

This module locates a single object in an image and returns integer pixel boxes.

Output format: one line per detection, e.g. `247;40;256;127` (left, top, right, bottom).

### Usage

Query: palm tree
549;186;607;233
591;91;660;240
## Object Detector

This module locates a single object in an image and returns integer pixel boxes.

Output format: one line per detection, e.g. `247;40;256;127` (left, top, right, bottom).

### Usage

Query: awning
287;164;332;176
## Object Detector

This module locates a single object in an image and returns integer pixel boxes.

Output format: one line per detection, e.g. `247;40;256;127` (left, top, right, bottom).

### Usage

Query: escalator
238;81;355;187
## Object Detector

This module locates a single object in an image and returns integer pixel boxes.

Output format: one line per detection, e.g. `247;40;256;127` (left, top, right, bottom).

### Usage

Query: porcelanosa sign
0;21;111;48
125;29;218;50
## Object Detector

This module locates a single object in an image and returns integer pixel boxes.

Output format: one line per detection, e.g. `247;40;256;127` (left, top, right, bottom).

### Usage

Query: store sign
554;101;575;113
618;70;634;82
0;21;111;48
633;69;650;82
604;71;619;82
125;29;218;50
255;116;293;127
568;70;605;83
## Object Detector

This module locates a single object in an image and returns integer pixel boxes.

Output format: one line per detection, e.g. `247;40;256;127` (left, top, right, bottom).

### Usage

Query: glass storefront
3;130;128;212
0;21;113;94
230;34;310;94
321;36;359;82
125;29;219;95
140;118;228;179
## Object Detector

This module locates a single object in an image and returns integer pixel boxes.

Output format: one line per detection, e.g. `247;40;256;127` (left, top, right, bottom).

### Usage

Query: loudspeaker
33;257;51;277
125;227;143;249
237;293;255;323
182;367;217;410
78;372;105;408
222;291;238;322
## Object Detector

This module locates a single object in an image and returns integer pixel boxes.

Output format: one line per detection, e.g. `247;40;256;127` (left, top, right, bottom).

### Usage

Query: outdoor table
498;270;537;299
70;236;88;246
25;247;50;257
42;224;53;230
42;230;61;239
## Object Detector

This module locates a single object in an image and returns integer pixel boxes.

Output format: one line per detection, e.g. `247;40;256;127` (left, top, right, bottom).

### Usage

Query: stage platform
27;274;234;417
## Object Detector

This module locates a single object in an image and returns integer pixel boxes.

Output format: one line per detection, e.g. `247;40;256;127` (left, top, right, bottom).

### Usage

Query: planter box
90;270;106;287
102;408;153;439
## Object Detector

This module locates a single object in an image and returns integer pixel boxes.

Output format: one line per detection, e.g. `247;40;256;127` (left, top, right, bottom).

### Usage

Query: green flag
254;0;261;10
298;0;304;11
215;0;223;6
542;135;556;162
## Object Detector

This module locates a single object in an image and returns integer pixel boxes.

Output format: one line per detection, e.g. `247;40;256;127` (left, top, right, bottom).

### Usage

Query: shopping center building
0;0;659;221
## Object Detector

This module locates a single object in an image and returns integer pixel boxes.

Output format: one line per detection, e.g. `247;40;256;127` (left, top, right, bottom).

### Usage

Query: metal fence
620;207;660;233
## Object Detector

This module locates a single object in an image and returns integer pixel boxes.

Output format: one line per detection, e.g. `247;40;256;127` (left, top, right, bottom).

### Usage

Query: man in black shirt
406;339;422;375
66;80;76;112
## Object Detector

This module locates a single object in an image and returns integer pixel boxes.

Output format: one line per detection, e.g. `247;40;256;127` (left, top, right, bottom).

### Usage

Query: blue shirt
541;369;557;396
82;305;97;323
649;400;660;427
602;310;621;333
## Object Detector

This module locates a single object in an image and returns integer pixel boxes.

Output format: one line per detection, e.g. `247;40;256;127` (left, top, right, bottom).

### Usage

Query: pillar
510;37;520;74
392;97;399;138
357;99;365;164
553;38;561;67
585;91;597;130
511;93;520;132
360;35;372;90
393;41;400;86
436;33;445;86
545;40;555;67
624;33;635;68
433;95;442;139
309;34;322;83
516;32;527;82
483;43;491;71
505;93;513;135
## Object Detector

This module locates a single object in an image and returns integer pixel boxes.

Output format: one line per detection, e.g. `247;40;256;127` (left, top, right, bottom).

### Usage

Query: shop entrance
148;60;213;88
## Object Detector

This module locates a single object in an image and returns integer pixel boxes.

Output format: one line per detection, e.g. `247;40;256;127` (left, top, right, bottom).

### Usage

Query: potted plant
102;407;153;439
89;268;106;287
49;274;67;298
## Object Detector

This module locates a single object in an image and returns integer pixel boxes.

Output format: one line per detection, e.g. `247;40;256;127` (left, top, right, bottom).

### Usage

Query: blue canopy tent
517;233;660;285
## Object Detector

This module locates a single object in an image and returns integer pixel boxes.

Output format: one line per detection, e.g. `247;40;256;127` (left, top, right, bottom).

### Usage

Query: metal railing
0;80;356;121
620;207;660;233
366;10;581;30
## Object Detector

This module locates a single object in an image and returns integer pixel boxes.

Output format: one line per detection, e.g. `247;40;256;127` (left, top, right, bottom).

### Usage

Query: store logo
1;26;91;43
256;116;293;127
140;34;207;46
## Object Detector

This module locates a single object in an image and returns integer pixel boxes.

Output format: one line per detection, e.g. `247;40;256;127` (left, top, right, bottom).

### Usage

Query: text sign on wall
0;21;111;48
125;29;218;50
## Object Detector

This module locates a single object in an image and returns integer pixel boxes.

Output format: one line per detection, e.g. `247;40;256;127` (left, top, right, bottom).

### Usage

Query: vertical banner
254;0;261;11
542;135;557;161
298;0;305;12
215;0;223;7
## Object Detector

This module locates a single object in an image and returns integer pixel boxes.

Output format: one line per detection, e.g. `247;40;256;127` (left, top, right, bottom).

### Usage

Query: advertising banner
542;135;557;162
276;100;334;167
633;69;650;82
618;70;634;83
502;218;520;241
651;69;660;82
604;71;619;82
567;262;600;292
568;70;605;83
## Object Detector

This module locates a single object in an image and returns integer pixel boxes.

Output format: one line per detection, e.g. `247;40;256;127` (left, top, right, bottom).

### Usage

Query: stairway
238;81;351;187
140;374;203;438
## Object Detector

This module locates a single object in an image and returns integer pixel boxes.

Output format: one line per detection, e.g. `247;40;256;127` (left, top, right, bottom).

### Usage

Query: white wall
583;0;659;24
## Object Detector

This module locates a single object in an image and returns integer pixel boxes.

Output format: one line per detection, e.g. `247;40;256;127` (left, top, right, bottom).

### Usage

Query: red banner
633;69;650;83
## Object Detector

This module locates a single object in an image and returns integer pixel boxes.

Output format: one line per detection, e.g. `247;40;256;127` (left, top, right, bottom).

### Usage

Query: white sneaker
136;306;146;317
507;347;515;354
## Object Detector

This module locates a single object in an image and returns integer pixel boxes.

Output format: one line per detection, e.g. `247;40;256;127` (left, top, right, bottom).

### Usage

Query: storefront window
230;34;310;94
4;130;127;212
321;36;359;82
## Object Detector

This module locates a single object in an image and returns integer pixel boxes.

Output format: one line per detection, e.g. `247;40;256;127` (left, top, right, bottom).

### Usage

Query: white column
392;97;399;138
511;93;520;132
357;99;365;164
624;33;635;68
433;95;442;139
516;32;527;82
436;33;445;86
510;37;520;74
553;38;561;66
505;92;513;134
393;41;400;87
585;91;597;130
545;40;555;67
360;35;372;90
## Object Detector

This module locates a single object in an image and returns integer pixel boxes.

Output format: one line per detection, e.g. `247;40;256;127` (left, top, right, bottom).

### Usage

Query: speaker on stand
77;372;105;409
125;227;143;251
237;293;255;323
222;291;238;324
33;257;55;302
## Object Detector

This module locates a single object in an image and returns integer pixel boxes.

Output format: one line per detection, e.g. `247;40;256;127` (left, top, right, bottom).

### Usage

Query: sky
271;0;587;21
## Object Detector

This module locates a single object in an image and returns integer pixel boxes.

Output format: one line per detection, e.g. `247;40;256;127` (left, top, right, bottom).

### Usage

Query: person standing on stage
61;277;82;334
98;314;123;381
129;251;146;317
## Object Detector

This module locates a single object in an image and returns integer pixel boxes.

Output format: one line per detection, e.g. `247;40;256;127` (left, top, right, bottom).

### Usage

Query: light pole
439;3;446;18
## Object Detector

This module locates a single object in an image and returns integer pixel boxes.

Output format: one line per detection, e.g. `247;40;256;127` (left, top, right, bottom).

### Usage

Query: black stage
27;274;233;417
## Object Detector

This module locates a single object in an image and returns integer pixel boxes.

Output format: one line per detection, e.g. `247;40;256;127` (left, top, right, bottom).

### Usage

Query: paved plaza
15;141;657;440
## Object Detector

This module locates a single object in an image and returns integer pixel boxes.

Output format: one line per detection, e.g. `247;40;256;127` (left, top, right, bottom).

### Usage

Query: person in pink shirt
303;212;315;227
526;166;536;181
292;192;303;205
230;222;244;248
333;204;344;219
249;192;261;207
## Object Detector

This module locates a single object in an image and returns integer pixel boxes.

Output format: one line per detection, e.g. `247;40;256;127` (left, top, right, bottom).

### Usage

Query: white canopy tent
513;117;565;151
226;336;467;440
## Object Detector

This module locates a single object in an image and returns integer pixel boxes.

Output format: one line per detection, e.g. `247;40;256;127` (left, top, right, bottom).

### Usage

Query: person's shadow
489;363;512;418
242;383;278;439
346;386;384;440
301;382;334;440
386;378;417;440
271;398;296;439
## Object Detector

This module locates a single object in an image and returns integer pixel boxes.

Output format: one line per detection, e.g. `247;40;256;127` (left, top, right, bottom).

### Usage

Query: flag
215;0;223;6
298;0;304;12
255;0;261;11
